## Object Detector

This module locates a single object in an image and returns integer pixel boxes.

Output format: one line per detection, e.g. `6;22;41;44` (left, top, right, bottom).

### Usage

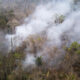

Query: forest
0;0;80;80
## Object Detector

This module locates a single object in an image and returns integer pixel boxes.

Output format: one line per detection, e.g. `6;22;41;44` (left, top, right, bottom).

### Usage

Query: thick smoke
23;54;36;69
5;0;80;67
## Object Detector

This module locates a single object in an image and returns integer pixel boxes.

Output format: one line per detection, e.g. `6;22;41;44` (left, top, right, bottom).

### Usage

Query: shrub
0;13;8;28
58;15;65;23
67;42;80;54
66;73;77;80
70;42;80;50
76;50;80;54
14;53;23;59
55;15;65;24
36;56;43;66
0;10;14;30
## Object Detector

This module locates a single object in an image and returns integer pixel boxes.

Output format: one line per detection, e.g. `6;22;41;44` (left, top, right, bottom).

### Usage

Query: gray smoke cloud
4;0;80;67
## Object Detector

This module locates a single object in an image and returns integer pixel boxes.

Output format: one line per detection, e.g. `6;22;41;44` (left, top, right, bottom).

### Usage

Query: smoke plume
5;0;80;67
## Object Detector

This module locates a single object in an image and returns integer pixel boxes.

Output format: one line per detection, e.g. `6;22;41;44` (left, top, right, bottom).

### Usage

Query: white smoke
6;0;73;47
5;0;80;67
23;54;36;68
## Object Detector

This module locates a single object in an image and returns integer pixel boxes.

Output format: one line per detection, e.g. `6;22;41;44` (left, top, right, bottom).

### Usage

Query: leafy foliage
68;42;80;54
36;56;43;66
0;10;14;30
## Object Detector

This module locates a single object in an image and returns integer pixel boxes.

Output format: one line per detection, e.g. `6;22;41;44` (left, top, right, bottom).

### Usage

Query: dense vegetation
0;2;80;80
0;39;80;80
0;10;15;34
